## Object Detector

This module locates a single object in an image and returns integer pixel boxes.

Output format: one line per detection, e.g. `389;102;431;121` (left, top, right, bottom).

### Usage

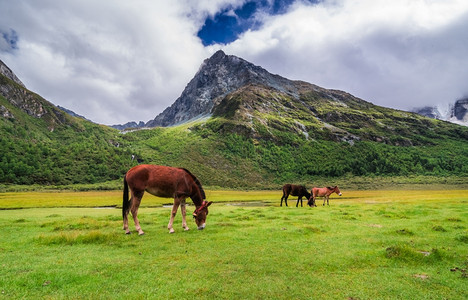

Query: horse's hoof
138;232;145;236
125;231;131;235
184;227;190;231
169;228;175;234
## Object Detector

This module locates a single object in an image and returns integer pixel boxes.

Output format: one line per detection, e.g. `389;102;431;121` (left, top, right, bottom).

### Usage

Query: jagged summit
0;59;26;88
145;50;301;127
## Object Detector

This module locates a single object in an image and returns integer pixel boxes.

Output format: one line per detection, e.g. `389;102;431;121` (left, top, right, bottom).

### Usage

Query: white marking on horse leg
123;212;129;233
168;200;180;233
181;201;190;231
131;197;144;235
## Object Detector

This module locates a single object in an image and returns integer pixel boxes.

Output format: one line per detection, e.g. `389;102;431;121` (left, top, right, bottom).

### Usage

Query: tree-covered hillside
118;115;468;189
0;75;134;185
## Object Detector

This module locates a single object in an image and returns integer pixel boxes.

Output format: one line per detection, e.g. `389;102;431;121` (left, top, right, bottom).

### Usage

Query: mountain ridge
1;54;467;187
412;98;468;127
118;50;463;136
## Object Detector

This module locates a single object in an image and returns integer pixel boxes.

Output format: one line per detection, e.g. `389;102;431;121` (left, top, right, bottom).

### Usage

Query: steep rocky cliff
145;50;302;127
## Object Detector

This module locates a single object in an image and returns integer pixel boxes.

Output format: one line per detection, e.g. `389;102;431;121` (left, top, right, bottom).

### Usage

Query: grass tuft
455;234;468;244
37;230;116;246
396;228;414;235
432;225;447;232
385;245;445;263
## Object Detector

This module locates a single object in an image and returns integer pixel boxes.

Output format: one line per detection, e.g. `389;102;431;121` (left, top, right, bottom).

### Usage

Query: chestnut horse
123;164;212;235
281;184;311;207
308;186;342;207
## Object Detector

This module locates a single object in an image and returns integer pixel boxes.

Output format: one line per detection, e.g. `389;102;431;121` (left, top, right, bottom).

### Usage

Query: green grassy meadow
1;190;467;299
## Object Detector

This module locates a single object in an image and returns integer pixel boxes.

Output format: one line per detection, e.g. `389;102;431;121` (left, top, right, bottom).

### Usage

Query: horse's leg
285;194;289;207
327;195;330;206
167;198;180;234
323;196;326;206
280;193;284;206
180;198;189;231
296;196;302;207
130;190;145;235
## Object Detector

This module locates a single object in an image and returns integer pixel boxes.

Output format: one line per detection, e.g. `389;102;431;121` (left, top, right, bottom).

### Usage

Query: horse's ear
206;201;213;207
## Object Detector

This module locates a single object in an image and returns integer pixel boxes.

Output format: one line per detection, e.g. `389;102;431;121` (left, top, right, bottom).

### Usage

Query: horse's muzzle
197;223;206;230
339;193;342;196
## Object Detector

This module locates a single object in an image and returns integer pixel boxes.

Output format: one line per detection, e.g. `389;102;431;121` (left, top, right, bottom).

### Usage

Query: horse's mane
180;168;206;200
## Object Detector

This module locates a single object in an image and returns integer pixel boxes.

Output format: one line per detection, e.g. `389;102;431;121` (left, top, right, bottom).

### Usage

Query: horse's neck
190;189;203;207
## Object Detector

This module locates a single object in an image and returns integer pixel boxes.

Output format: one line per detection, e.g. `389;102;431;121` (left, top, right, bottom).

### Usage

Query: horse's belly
146;186;173;198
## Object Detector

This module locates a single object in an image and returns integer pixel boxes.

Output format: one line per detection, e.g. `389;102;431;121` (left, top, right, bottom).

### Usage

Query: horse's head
334;186;342;196
193;200;213;230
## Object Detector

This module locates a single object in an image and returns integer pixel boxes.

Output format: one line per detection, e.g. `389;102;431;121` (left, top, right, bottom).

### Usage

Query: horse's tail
122;175;130;219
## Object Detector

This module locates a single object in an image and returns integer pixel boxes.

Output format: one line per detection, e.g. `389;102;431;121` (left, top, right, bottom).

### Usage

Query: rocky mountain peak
0;59;25;88
412;98;468;127
453;98;468;121
145;51;300;127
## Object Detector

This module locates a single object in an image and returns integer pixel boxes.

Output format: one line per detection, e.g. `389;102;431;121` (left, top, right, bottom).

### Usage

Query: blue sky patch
198;0;313;46
1;28;19;52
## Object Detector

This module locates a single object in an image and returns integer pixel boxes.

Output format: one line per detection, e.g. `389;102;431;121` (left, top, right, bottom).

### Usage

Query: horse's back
282;184;292;194
312;187;325;196
126;165;188;197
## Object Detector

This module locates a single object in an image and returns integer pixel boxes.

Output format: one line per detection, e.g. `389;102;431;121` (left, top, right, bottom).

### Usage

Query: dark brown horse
281;184;311;207
123;164;212;235
308;186;342;207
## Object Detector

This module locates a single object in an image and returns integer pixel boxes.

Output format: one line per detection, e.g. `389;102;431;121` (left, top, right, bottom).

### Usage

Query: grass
0;189;467;299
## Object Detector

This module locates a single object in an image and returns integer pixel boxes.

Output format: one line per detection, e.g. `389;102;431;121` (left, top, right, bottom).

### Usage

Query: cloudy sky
1;0;467;125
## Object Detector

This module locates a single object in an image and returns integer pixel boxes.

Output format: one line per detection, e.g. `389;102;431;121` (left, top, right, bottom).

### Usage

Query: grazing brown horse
123;164;212;235
308;186;342;207
281;184;311;207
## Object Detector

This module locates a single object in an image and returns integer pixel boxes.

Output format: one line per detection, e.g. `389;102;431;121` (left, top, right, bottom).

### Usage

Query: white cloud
0;0;211;124
224;0;468;110
1;0;467;125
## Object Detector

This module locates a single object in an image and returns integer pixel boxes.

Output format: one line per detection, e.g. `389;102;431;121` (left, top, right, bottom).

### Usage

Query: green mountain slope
0;74;133;185
120;83;468;188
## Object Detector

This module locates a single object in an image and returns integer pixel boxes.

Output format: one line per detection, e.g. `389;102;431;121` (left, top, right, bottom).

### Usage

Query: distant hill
56;105;92;122
412;98;468;127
